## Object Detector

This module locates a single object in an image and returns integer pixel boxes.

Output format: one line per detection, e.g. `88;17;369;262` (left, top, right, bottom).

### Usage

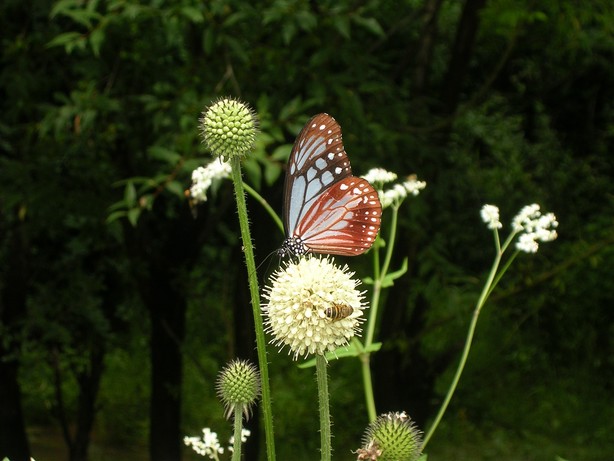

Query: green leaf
381;257;408;288
297;342;381;368
127;208;140;227
148;146;182;164
332;15;351;39
46;32;83;49
106;210;127;224
124;182;137;205
243;157;262;190
181;6;204;23
263;161;281;186
352;16;385;37
165;180;185;198
271;144;291;161
89;27;105;57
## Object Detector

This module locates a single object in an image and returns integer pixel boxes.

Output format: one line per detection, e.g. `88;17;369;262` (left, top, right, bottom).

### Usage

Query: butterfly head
277;237;309;258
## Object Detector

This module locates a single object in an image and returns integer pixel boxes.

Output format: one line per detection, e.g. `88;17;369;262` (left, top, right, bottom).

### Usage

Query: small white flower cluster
480;204;502;229
184;427;251;459
184;428;224;459
362;167;398;185
480;203;558;253
362;168;426;209
190;159;232;204
512;204;558;253
228;429;251;453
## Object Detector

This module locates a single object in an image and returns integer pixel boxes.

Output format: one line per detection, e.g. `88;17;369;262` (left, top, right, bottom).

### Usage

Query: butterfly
278;113;382;257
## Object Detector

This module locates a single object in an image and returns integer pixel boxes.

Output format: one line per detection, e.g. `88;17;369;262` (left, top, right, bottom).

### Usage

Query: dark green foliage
1;0;613;460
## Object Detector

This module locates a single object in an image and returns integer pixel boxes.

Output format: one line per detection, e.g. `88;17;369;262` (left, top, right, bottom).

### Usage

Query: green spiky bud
199;97;258;160
357;411;423;461
216;359;260;421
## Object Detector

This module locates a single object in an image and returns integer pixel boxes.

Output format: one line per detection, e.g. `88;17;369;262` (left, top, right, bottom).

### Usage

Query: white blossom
480;204;502;229
263;256;366;360
377;174;426;208
511;204;558;253
362;168;398;186
189;159;232;204
184;428;224;459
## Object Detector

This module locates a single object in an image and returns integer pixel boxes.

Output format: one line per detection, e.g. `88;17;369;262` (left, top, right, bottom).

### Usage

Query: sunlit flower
190;159;232;204
184;428;224;460
216;359;260;420
262;256;366;360
199;97;258;160
362;168;398;186
402;175;427;196
358;411;423;461
480;204;502;229
378;174;426;208
511;204;558;253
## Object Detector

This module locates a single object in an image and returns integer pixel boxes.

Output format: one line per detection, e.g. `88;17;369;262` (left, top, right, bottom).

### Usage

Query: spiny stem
229;156;276;461
316;354;331;461
231;404;243;461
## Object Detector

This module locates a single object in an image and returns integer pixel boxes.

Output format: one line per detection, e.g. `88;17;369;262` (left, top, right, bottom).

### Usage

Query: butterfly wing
281;113;382;256
295;176;381;256
283;113;352;237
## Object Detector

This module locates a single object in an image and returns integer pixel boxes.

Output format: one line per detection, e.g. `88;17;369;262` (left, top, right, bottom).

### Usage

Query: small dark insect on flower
324;303;354;321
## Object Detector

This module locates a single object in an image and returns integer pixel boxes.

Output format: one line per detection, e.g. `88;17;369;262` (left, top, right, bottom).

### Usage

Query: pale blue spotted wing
279;113;381;257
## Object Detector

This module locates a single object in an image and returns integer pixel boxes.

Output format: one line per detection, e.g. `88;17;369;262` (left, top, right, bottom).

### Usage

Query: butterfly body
279;113;382;257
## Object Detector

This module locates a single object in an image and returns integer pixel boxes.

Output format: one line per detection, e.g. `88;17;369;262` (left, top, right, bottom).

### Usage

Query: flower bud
216;359;261;420
199;98;258;160
358;411;423;461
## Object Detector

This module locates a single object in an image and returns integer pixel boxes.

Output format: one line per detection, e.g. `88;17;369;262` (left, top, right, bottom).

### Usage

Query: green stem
361;205;401;422
229;156;276;461
243;181;284;234
316;354;331;461
231;403;243;461
360;351;377;422
422;239;503;449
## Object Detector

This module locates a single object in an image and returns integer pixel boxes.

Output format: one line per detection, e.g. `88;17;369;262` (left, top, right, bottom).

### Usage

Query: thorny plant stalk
229;156;276;461
316;354;332;461
231;403;243;461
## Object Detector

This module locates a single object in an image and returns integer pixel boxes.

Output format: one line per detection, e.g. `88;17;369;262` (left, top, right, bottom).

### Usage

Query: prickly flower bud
216;359;260;421
199;97;258;160
358;411;423;461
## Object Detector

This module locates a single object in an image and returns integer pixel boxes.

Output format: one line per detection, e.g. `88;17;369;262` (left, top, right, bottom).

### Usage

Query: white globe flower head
263;256;366;360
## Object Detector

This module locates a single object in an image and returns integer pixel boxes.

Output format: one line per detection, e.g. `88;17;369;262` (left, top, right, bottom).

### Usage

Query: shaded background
1;0;613;460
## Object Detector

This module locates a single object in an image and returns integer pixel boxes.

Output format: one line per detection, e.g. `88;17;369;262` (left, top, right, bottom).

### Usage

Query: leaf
165;180;185;198
46;32;83;49
242;157;262;190
332;15;351;39
381;257;408;288
89;27;105;57
297;342;382;368
263;161;281;186
148;146;182;164
180;6;204;23
352;16;385;37
127;208;141;227
106;210;126;224
271;144;292;161
124;182;137;205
